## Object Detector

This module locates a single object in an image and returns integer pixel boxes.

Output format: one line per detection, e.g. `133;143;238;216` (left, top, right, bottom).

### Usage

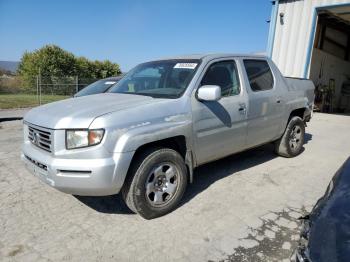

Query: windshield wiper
136;93;179;99
117;92;178;99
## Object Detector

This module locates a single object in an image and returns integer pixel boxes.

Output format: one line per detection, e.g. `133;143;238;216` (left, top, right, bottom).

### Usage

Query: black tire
121;147;188;219
274;116;305;158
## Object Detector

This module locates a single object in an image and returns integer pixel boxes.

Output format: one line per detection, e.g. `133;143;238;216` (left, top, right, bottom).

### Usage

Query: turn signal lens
88;130;104;146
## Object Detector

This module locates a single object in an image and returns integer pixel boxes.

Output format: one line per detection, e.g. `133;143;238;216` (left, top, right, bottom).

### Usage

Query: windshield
108;59;200;98
75;79;119;97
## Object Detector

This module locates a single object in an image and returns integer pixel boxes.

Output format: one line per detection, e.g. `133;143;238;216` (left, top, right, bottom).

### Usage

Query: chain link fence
37;76;100;103
0;76;99;109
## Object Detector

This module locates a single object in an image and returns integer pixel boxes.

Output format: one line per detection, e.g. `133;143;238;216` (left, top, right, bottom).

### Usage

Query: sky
0;0;273;71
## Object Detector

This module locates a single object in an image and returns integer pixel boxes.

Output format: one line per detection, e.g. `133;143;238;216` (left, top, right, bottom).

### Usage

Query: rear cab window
243;59;274;92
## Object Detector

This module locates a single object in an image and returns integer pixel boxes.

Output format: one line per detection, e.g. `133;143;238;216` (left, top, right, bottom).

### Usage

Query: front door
192;59;248;165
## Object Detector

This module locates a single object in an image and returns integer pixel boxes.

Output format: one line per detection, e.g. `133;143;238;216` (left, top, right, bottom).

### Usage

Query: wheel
122;147;188;219
275;116;305;158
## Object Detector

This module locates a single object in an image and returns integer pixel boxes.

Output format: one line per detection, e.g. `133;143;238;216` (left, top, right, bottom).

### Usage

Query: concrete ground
0;113;349;262
0;108;30;122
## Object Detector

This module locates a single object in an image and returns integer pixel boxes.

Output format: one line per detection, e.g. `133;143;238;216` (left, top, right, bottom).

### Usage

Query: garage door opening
309;5;350;113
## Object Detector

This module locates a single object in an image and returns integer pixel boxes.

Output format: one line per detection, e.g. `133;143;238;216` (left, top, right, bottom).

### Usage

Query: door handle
238;103;246;114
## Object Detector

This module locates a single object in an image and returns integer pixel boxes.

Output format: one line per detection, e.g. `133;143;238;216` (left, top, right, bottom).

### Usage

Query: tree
35;45;76;77
75;57;92;79
92;60;121;79
18;45;76;88
74;58;121;79
17;44;122;90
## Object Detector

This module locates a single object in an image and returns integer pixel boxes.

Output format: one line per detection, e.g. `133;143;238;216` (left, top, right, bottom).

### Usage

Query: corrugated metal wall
270;0;350;78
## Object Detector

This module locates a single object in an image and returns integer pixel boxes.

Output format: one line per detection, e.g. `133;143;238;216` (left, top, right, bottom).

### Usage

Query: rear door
192;58;248;165
242;59;284;148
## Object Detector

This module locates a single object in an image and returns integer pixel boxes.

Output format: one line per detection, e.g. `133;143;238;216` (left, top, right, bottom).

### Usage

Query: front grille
28;125;52;152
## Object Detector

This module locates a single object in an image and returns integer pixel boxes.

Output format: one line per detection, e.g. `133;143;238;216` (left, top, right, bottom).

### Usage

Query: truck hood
24;93;165;129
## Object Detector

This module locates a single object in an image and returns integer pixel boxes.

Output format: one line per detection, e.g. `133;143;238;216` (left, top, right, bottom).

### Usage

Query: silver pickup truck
21;54;315;219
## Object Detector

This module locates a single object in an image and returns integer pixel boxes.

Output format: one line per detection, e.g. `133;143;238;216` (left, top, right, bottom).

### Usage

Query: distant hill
0;61;19;73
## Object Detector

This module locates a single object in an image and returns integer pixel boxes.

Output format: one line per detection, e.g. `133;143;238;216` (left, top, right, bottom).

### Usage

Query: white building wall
271;0;350;78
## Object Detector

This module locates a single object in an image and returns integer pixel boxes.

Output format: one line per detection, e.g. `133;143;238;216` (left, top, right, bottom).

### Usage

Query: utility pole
36;75;39;104
75;76;79;94
39;68;41;105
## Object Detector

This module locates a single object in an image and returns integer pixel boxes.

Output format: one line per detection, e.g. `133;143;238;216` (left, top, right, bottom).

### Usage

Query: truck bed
284;77;315;109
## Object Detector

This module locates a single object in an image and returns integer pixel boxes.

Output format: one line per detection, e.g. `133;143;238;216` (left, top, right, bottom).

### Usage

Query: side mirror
197;85;221;101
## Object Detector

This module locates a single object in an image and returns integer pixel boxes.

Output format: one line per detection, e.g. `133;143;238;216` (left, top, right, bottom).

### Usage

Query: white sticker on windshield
174;63;197;69
104;81;116;85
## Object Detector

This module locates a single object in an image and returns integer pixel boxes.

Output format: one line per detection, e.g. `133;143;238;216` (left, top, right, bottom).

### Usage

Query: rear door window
243;60;274;92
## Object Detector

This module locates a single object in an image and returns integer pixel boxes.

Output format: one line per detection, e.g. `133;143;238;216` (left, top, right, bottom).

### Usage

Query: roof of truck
155;53;267;61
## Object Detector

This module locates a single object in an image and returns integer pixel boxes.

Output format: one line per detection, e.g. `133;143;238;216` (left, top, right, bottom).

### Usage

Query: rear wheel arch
275;116;305;158
288;108;306;121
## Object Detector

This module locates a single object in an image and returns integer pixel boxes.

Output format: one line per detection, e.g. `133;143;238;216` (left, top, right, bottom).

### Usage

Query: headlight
66;129;104;149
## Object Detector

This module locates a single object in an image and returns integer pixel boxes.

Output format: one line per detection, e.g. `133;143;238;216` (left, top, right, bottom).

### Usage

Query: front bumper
303;106;313;123
21;143;134;196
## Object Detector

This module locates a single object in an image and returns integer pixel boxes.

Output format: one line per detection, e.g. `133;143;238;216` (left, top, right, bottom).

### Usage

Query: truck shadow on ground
74;194;133;214
75;133;313;214
305;132;312;144
182;143;278;205
182;132;312;206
